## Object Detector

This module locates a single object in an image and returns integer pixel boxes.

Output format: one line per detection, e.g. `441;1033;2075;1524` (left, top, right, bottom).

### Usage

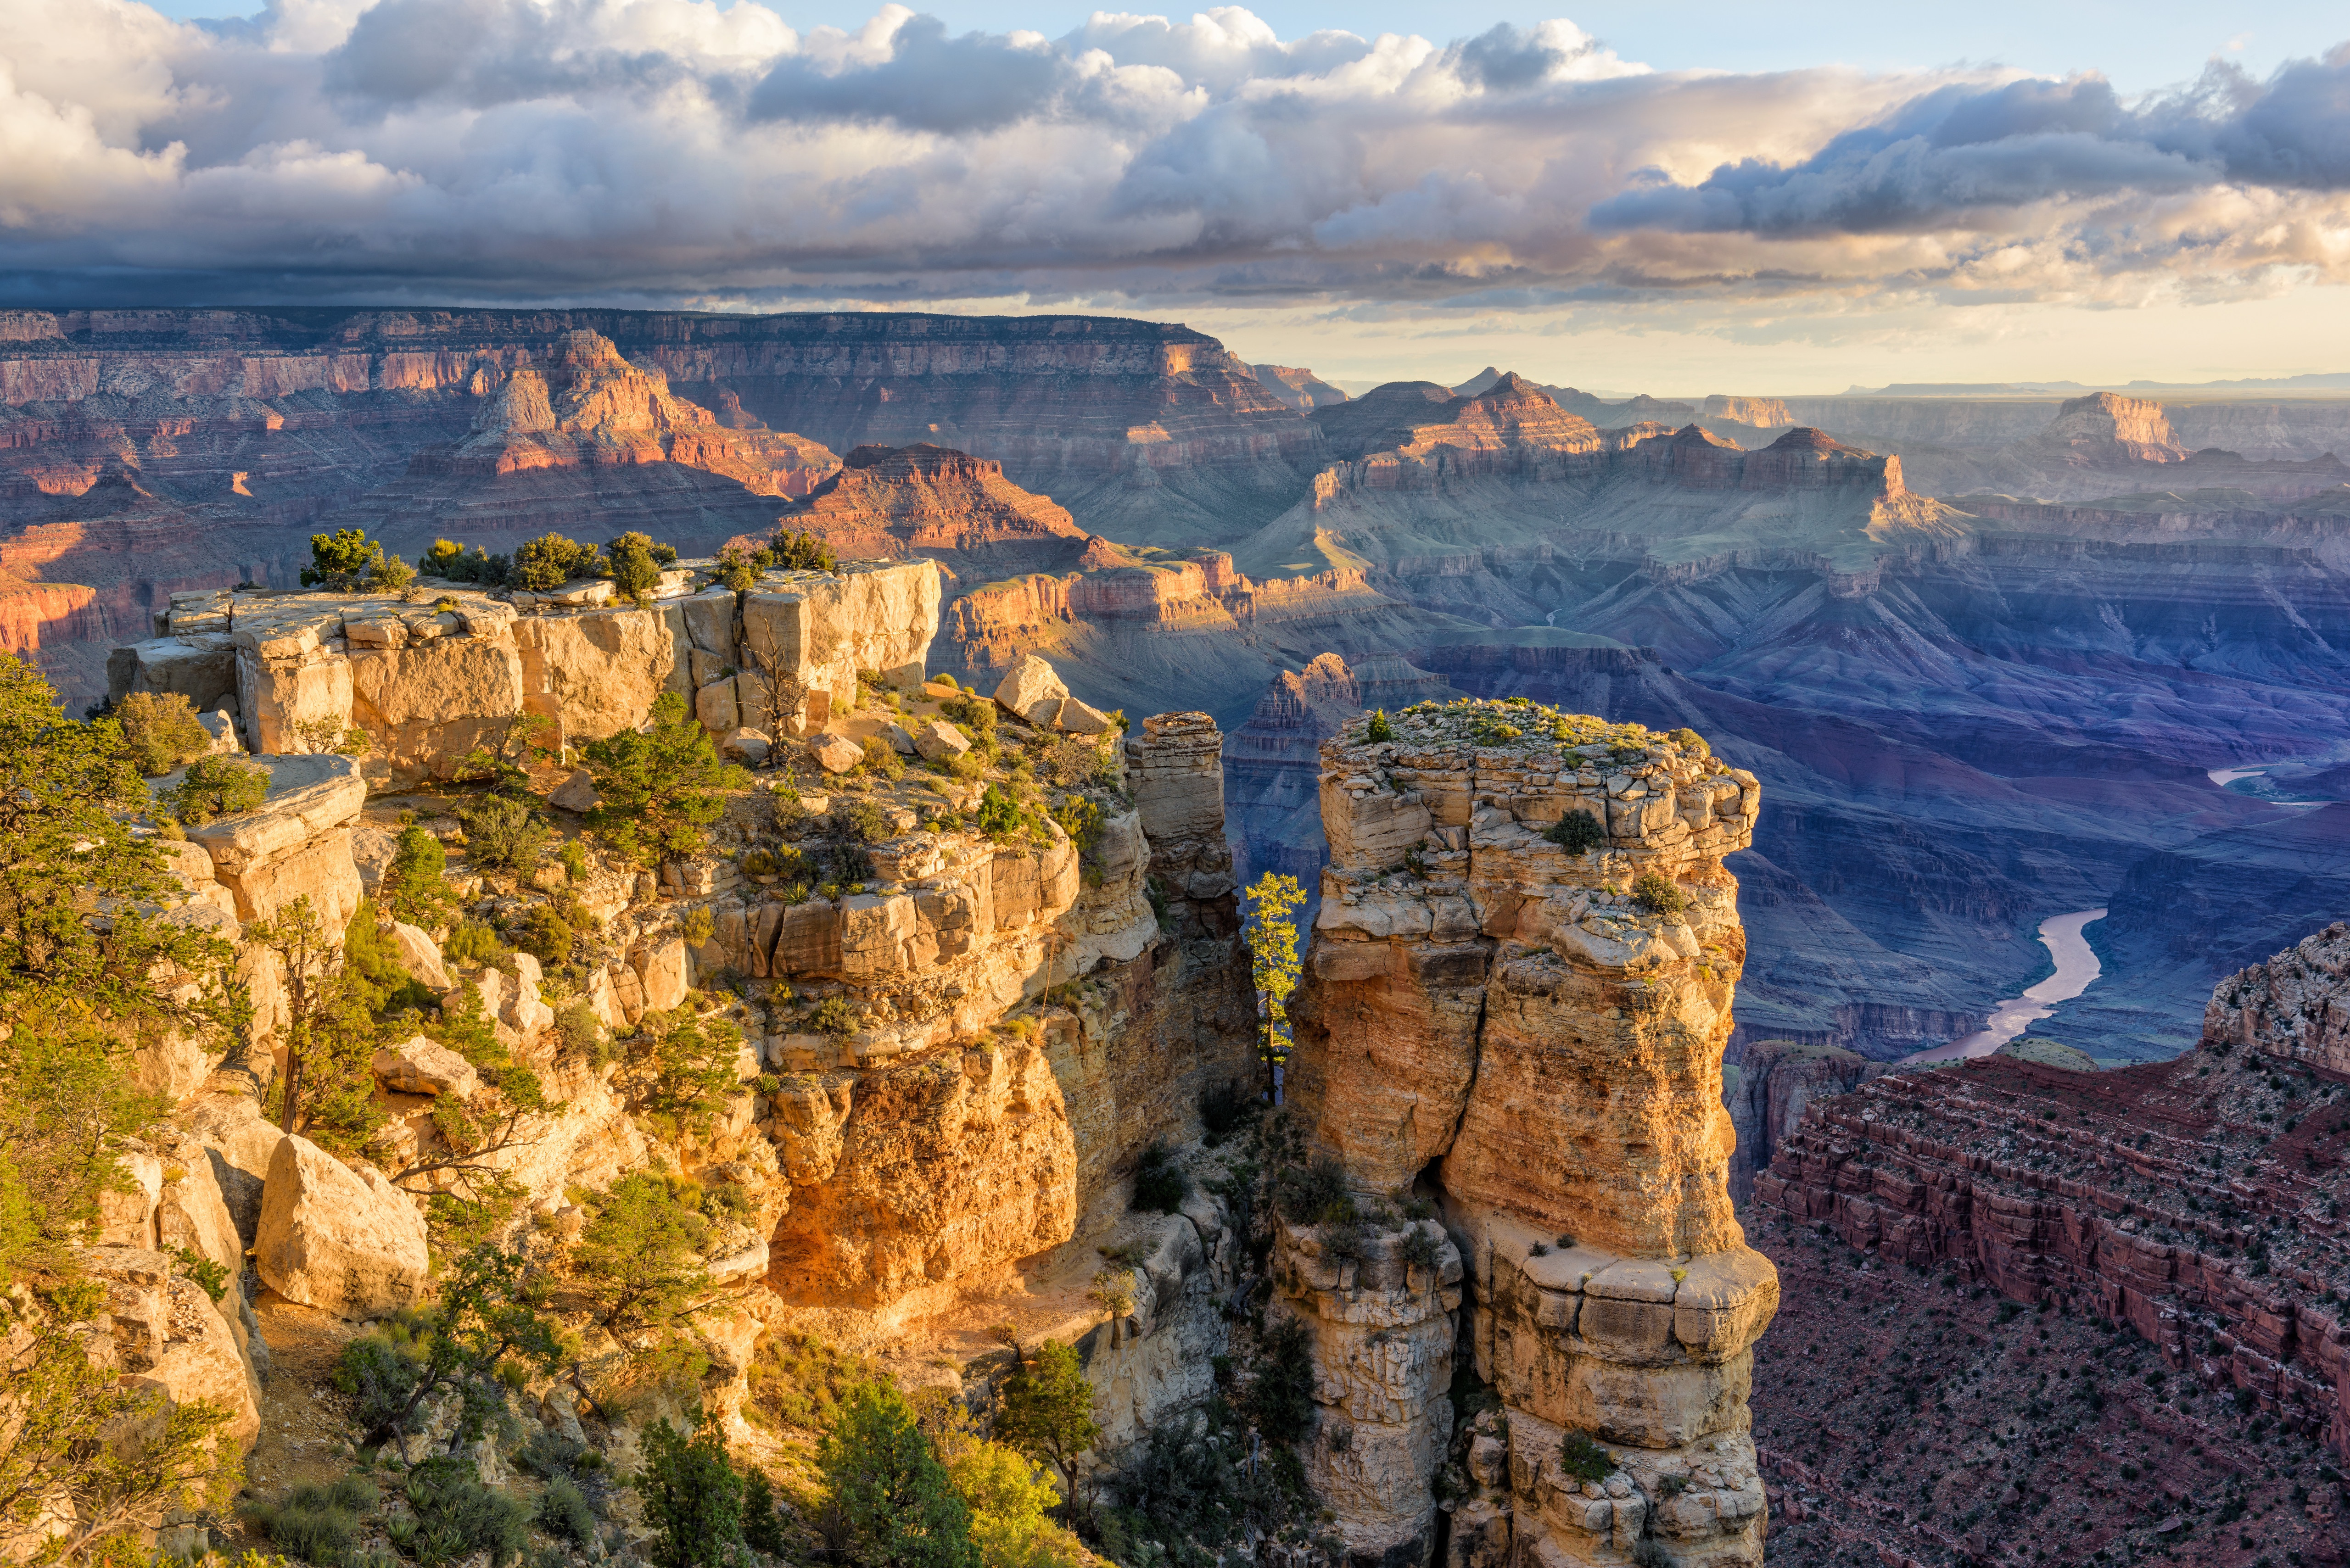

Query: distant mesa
2029;391;2189;466
755;441;1093;583
410;329;837;497
1246;363;1349;411
1703;393;1795;428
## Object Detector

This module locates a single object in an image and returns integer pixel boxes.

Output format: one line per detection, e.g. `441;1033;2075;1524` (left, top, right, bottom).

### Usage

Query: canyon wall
1757;924;2350;1465
1276;700;1776;1568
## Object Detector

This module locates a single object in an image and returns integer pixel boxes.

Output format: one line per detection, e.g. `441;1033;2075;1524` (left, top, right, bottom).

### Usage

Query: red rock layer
1756;1038;2350;1463
768;443;1091;583
1744;1218;2350;1568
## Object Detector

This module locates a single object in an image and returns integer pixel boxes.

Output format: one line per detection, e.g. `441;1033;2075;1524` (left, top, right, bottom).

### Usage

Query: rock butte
1277;699;1776;1568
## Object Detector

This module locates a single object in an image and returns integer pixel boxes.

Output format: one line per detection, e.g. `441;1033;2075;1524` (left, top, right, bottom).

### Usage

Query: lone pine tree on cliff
1242;871;1305;1088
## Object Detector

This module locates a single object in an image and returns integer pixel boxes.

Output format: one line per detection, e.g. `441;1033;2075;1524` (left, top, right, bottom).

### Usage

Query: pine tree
640;1412;744;1568
818;1383;979;1568
991;1341;1099;1510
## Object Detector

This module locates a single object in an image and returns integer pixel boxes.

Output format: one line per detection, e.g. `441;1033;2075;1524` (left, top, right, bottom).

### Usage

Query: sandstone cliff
759;443;1095;583
1275;699;1775;1568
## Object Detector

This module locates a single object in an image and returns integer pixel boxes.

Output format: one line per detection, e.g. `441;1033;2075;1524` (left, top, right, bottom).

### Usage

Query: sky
9;0;2350;392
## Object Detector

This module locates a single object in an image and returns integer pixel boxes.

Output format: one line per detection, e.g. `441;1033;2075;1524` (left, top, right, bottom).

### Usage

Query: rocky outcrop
181;753;367;928
2029;391;2188;465
2204;919;2350;1074
1276;700;1775;1568
409;330;837;497
111;558;940;784
253;1134;431;1320
1756;926;2350;1465
1699;396;1793;429
1250;365;1350;412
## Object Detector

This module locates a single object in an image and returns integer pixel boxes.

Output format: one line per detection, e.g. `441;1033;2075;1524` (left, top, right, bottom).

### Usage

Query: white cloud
0;0;2348;340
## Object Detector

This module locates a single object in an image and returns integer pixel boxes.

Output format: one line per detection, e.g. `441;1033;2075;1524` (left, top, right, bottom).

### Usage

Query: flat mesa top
1329;698;1709;771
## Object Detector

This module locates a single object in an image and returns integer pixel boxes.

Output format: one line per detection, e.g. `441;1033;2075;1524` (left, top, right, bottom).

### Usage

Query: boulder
881;721;918;755
130;1029;213;1104
389;921;451;990
186;1094;288;1246
632;937;690;1015
1059;699;1113;736
81;1246;262;1449
722;729;771;766
466;953;554;1048
992;654;1070;725
371;1036;481;1098
181;754;366;928
95;1149;164;1248
811;734;864;775
912;720;971;762
197;710;245;754
549;768;601;813
253;1135;429;1319
696;678;741;733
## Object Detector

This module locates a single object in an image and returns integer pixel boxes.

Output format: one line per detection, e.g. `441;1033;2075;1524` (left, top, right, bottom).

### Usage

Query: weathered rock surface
180;753;366;928
1277;700;1775;1568
253;1135;430;1320
112;557;940;787
1757;926;2350;1468
992;654;1071;726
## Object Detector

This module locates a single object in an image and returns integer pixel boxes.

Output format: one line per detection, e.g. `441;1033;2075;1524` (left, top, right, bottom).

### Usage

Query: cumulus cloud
1;0;2349;323
1591;50;2350;235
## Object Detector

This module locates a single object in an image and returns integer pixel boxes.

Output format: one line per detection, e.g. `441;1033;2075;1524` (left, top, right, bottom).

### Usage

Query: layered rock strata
1720;1040;1889;1205
1276;700;1776;1568
1757;925;2350;1464
107;558;940;784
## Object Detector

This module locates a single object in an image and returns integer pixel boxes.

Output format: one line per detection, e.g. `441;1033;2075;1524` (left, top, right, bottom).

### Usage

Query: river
1900;909;2109;1064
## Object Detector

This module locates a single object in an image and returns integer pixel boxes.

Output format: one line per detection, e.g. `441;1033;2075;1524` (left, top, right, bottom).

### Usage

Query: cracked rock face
1277;699;1777;1568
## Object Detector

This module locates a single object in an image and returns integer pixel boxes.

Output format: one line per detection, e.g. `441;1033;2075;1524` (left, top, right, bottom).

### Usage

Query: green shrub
511;903;574;964
1363;709;1392;742
1558;1430;1615;1483
572;1171;711;1334
820;1384;978;1568
115;690;213;777
302;528;387;591
740;1467;789;1554
333;1314;430;1437
811;997;861;1038
1246;1317;1315;1442
383;825;457;928
1399;1226;1443;1272
459;795;545;871
166;755;269;824
640;1414;745;1568
554;999;608;1066
511;534;600;592
443;920;509;967
834;798;894;844
605;531;668;607
747;1331;884;1432
769;529;837;574
169;1242;230;1302
1544;809;1605;854
405;1456;529;1568
246;1473;379;1566
536;1474;597;1543
1274;1156;1354;1226
1630;872;1685;916
1131;1143;1189;1215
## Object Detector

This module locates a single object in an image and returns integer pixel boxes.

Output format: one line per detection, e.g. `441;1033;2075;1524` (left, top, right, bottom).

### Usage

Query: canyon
16;307;2350;1070
1740;919;2350;1564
